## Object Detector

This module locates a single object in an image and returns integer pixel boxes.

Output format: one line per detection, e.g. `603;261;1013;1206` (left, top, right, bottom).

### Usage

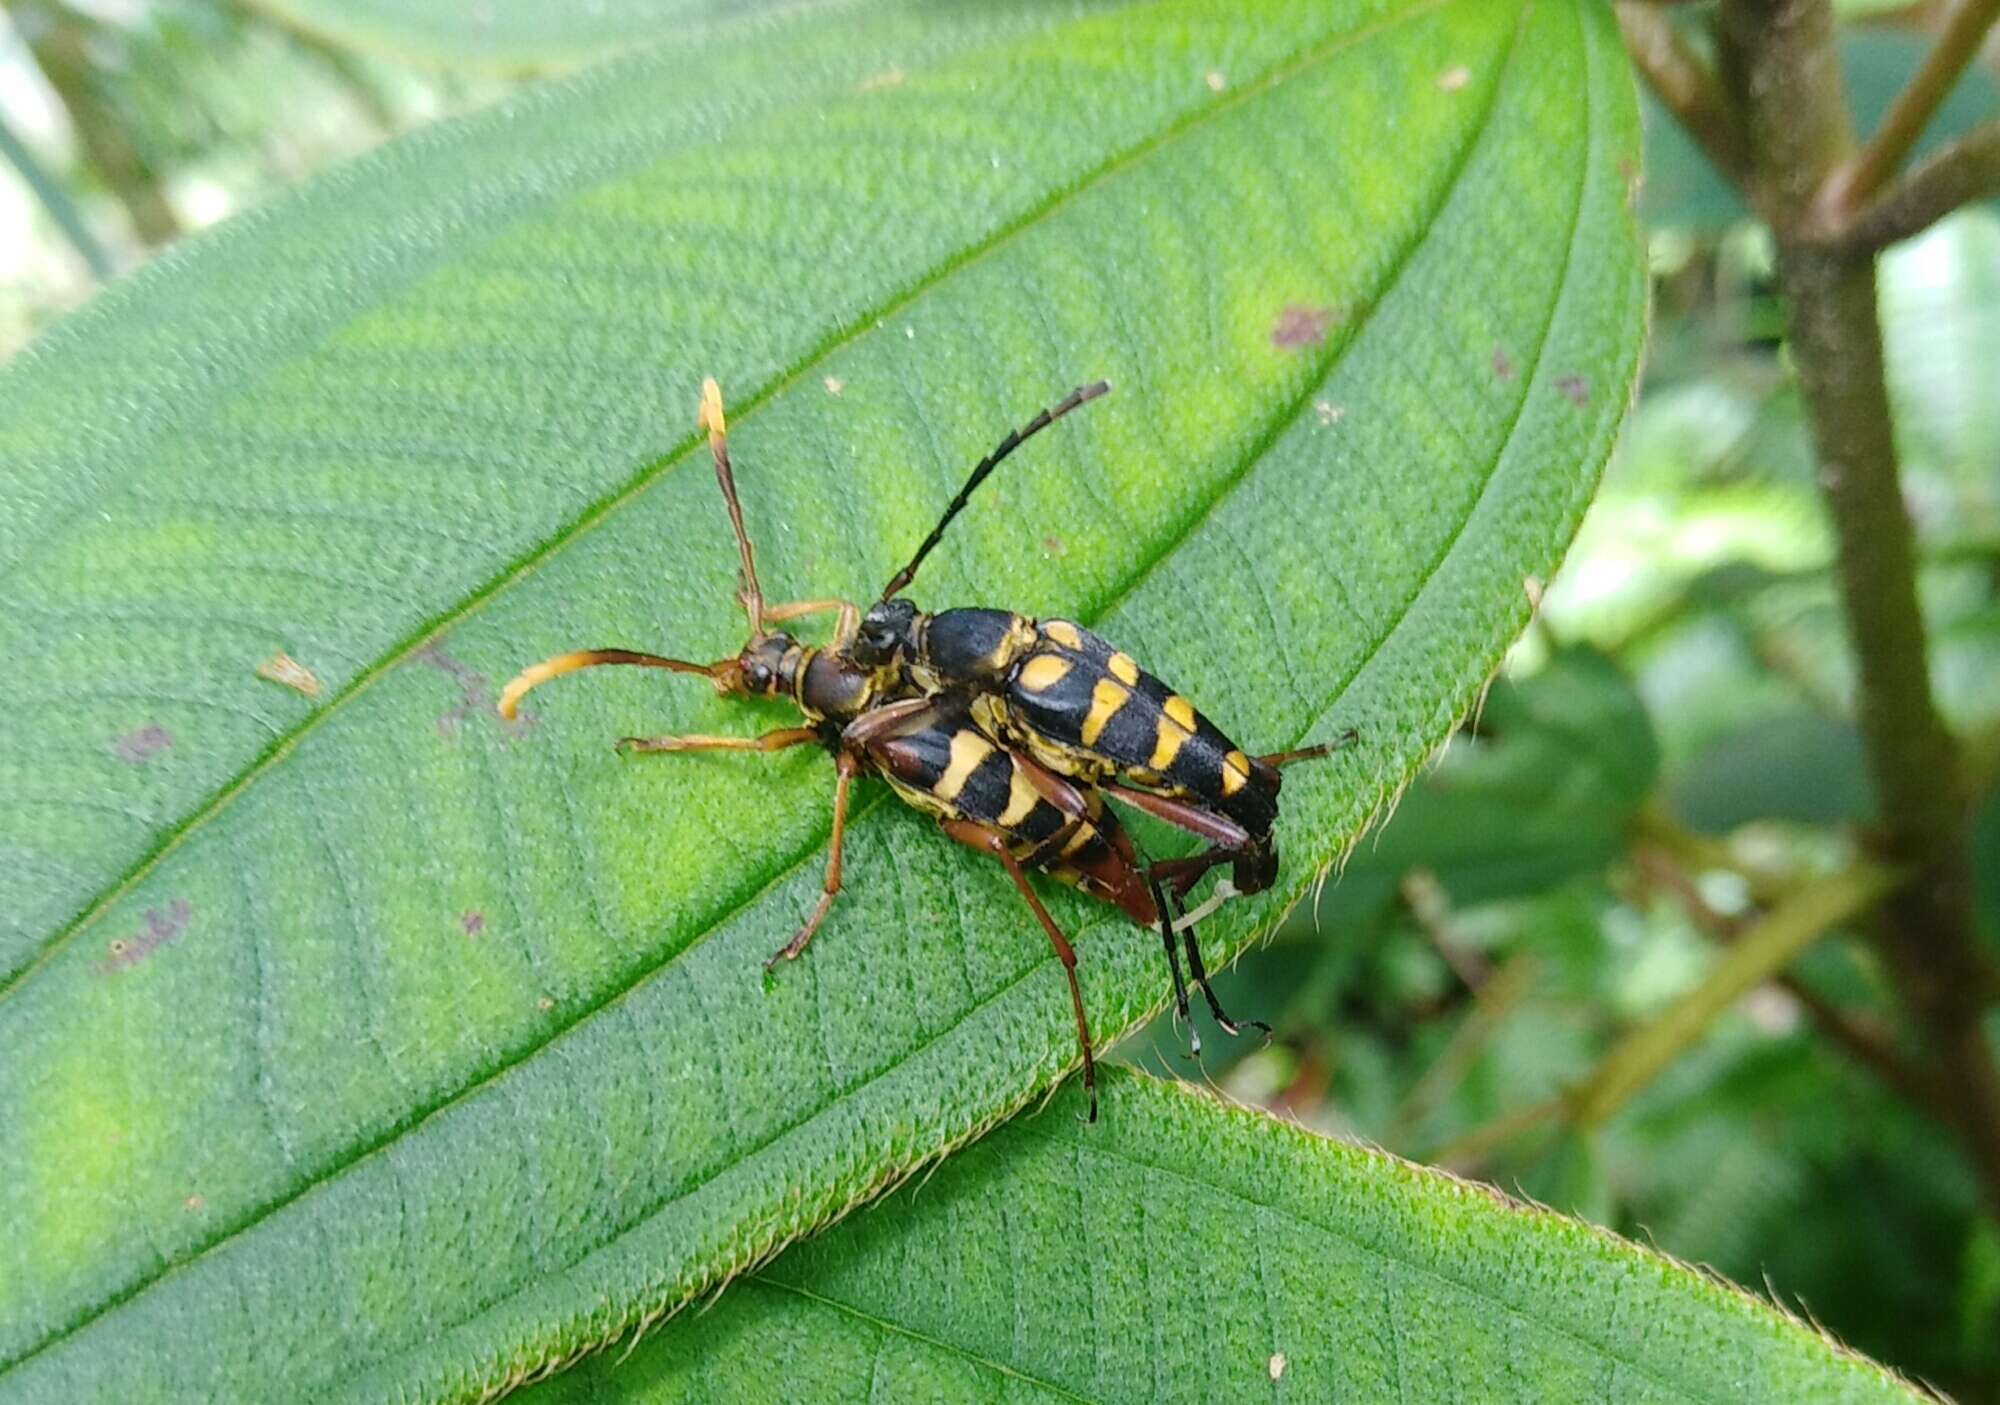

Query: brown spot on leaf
1204;70;1226;92
858;67;904;93
184;1194;206;1213
1271;305;1333;350
417;645;528;739
256;651;322;698
823;375;844;396
113;724;173;765
1041;536;1066;558
99;899;192;974
537;996;555;1012
1555;374;1590;408
1492;345;1515;381
1436;65;1470;92
461;910;486;938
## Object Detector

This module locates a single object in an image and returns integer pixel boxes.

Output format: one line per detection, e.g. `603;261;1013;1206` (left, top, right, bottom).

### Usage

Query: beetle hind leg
939;817;1098;1123
1144;870;1198;1057
1150;867;1269;1045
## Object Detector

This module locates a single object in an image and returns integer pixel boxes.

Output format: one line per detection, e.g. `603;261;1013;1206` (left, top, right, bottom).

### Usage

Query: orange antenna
700;378;766;637
497;649;722;720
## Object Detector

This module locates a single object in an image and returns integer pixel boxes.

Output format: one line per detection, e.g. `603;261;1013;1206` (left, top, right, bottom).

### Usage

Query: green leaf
519;1069;1922;1404
244;0;775;70
0;0;1645;1398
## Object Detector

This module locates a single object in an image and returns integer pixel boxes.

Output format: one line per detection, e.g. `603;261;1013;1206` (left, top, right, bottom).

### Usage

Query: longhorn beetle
498;379;1190;1118
846;383;1355;1039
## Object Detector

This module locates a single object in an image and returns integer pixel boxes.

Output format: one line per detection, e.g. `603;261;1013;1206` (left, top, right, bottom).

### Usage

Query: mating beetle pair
500;378;1349;1117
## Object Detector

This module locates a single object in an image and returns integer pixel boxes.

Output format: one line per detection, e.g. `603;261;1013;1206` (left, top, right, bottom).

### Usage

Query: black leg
1148;845;1238;901
1173;885;1271;1041
1145;869;1198;1058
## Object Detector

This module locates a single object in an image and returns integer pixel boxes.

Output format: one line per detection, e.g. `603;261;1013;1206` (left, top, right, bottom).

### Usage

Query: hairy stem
1710;0;2000;1218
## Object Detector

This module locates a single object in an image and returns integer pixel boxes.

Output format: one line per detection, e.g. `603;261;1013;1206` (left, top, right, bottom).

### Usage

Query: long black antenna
878;380;1110;602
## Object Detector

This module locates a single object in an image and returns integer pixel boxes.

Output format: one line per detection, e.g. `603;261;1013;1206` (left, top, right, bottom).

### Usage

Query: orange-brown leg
1260;727;1358;768
616;726;819;754
940;817;1098;1122
766;750;860;969
765;598;861;650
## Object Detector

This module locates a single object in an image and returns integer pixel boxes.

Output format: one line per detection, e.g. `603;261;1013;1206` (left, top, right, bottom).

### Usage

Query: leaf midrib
0;0;1453;1009
0;0;1493;1379
749;1277;1096;1403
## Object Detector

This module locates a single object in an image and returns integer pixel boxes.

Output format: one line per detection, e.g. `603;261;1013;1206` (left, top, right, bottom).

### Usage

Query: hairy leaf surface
523;1070;1924;1404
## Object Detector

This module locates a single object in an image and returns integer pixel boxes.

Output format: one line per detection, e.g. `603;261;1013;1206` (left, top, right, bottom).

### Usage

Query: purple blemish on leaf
416;644;529;739
100;899;192;973
1270;304;1333;350
113;724;173;764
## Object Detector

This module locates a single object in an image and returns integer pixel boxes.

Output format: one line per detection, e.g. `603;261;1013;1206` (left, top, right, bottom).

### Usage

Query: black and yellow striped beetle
498;379;1184;1118
847;385;1355;1036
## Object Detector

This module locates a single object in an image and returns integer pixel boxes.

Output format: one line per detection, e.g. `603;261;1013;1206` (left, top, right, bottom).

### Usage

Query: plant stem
1613;4;1756;195
1570;866;1900;1127
1631;839;1950;1118
1817;0;2000;221
1712;0;2000;1218
1838;119;2000;251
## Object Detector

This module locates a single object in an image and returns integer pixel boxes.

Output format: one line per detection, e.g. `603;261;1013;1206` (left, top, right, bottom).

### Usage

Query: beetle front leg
615;726;820;754
764;597;862;650
765;749;861;970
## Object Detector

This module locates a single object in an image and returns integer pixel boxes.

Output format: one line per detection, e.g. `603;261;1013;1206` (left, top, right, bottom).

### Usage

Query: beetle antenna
498;649;722;720
699;378;767;636
878;379;1109;602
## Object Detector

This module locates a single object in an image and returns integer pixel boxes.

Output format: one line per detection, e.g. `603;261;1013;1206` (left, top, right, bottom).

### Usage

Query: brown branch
1717;0;2000;1221
1631;841;1952;1119
1614;3;1757;195
1570;866;1901;1128
1817;0;2000;220
1780;975;1953;1117
1834;119;2000;250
